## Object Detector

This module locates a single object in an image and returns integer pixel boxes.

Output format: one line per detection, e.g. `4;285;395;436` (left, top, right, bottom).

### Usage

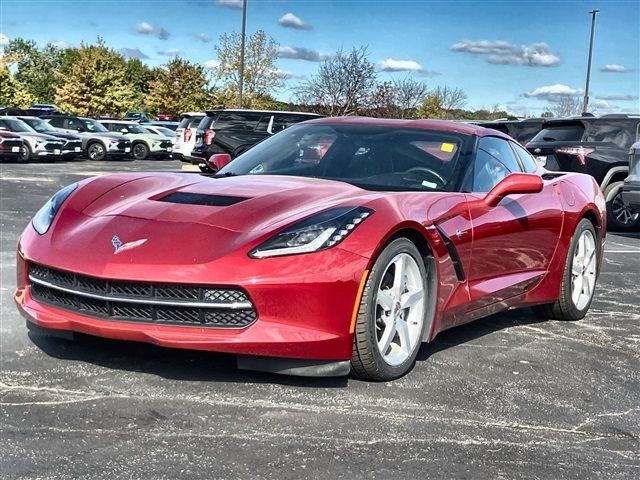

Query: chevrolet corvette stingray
15;118;606;380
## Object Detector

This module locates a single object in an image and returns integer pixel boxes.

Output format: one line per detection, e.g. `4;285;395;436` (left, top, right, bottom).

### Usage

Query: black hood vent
160;191;249;206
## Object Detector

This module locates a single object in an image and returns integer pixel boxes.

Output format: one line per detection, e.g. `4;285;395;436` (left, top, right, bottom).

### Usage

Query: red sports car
15;118;606;380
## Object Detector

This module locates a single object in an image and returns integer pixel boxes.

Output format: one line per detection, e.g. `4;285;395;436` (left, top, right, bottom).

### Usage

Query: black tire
132;142;149;160
19;143;31;163
532;218;599;321
351;238;429;381
87;141;106;161
604;181;640;231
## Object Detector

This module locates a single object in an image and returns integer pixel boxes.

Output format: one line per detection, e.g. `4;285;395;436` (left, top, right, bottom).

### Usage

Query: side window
585;121;634;149
511;141;539;173
468;137;521;192
255;115;274;133
274;115;312;132
48;117;64;128
66;118;80;130
636;122;640;142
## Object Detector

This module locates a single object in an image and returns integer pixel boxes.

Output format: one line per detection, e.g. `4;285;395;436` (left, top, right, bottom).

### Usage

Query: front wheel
351;238;428;381
605;181;640;231
533;218;598;320
132;142;149;160
19;144;32;163
87;142;106;161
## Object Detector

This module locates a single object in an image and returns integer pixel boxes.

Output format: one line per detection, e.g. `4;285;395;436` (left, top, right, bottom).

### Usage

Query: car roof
97;120;138;125
304;116;513;139
204;109;322;116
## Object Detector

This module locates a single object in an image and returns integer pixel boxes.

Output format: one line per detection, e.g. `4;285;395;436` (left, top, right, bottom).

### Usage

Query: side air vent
541;173;566;180
160;192;249;207
434;225;466;282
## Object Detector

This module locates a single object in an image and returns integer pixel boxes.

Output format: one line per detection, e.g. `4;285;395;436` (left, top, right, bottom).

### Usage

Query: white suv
173;112;204;162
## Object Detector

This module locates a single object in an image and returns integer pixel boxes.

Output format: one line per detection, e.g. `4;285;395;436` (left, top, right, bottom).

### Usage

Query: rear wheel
19;144;31;163
604;181;640;231
533;219;598;320
351;238;428;381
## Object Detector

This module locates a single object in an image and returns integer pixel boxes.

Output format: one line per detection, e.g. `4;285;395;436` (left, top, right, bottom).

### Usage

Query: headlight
31;183;78;235
249;206;373;258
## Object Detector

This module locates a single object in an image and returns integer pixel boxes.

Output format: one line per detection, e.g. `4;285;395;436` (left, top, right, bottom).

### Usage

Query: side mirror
121;128;128;133
207;153;232;173
484;173;543;208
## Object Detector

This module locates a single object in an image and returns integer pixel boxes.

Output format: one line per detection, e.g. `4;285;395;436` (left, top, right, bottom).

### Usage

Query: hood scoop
159;191;250;207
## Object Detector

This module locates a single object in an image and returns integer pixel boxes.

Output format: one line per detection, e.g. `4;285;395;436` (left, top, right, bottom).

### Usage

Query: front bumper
15;245;368;362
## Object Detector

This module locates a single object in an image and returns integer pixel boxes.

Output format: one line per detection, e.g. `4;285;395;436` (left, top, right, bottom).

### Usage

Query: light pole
238;0;248;108
582;9;599;114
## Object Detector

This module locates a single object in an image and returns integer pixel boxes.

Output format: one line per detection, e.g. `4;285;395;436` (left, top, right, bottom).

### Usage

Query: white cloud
203;59;220;69
451;39;560;67
135;22;170;40
0;33;9;48
278;46;330;62
50;40;71;50
120;48;149;60
600;64;628;73
596;94;638;101
216;0;243;10
378;58;423;72
158;49;182;57
196;33;211;43
523;84;583;99
278;13;311;30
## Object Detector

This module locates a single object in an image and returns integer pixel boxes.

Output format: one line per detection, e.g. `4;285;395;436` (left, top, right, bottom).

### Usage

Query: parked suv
622;142;640;214
0;131;25;162
19;116;83;160
123;111;150;123
477;118;546;145
526;114;640;231
43;115;132;161
0;117;64;162
98;120;173;160
173;112;205;162
190;109;322;170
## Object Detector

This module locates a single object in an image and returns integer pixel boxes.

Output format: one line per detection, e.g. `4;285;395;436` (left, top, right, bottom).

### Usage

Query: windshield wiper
212;171;238;178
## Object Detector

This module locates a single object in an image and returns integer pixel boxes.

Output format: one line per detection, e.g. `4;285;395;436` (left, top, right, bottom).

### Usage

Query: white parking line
605;250;640;253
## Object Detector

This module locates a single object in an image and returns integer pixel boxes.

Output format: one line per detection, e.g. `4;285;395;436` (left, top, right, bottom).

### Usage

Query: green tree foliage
0;66;36;107
145;58;211;116
124;58;156;107
215;30;282;107
54;41;136;116
5;38;63;103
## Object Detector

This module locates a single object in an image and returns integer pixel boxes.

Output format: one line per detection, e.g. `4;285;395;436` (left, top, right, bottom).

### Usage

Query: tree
0;66;36;107
145;58;211;116
365;77;429;118
124;58;156;109
550;96;582;117
54;41;135;116
5;38;63;103
417;86;468;119
295;47;377;116
541;111;554;118
215;30;281;107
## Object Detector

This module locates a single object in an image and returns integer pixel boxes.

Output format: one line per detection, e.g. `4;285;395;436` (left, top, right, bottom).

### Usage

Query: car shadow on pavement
416;307;547;362
28;308;547;387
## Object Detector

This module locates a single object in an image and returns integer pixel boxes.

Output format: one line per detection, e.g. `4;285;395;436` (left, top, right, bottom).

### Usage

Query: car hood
44;174;380;267
124;133;168;142
43;131;82;141
81;174;378;232
18;132;64;142
57;129;129;141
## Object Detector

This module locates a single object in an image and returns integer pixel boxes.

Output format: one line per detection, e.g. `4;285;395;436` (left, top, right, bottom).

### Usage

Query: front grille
29;263;257;328
64;140;82;150
117;140;131;150
44;142;63;152
160;140;172;149
2;139;23;149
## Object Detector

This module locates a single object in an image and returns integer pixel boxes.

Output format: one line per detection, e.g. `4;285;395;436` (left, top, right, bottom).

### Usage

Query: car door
464;136;563;311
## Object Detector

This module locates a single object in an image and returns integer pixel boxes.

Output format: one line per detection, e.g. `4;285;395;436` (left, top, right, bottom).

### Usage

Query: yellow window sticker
441;143;455;153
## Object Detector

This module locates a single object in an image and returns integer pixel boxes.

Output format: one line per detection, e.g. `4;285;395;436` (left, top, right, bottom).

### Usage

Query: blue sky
1;0;638;115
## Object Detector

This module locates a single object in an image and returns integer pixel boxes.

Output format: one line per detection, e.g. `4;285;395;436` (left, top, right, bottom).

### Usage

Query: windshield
153;127;175;137
218;124;469;192
80;118;109;132
0;118;36;133
22;118;57;133
120;123;148;134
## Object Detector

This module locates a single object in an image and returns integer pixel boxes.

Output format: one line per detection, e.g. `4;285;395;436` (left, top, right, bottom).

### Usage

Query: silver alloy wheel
133;143;147;159
375;253;425;366
611;191;639;225
88;143;105;160
571;229;597;310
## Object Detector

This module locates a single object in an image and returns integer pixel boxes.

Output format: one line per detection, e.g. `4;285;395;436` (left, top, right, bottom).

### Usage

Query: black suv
526;114;640;231
622;142;640;214
477;118;546;145
190;109;321;170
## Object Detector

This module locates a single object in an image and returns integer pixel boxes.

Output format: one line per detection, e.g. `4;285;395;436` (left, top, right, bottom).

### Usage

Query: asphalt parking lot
1;158;639;479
